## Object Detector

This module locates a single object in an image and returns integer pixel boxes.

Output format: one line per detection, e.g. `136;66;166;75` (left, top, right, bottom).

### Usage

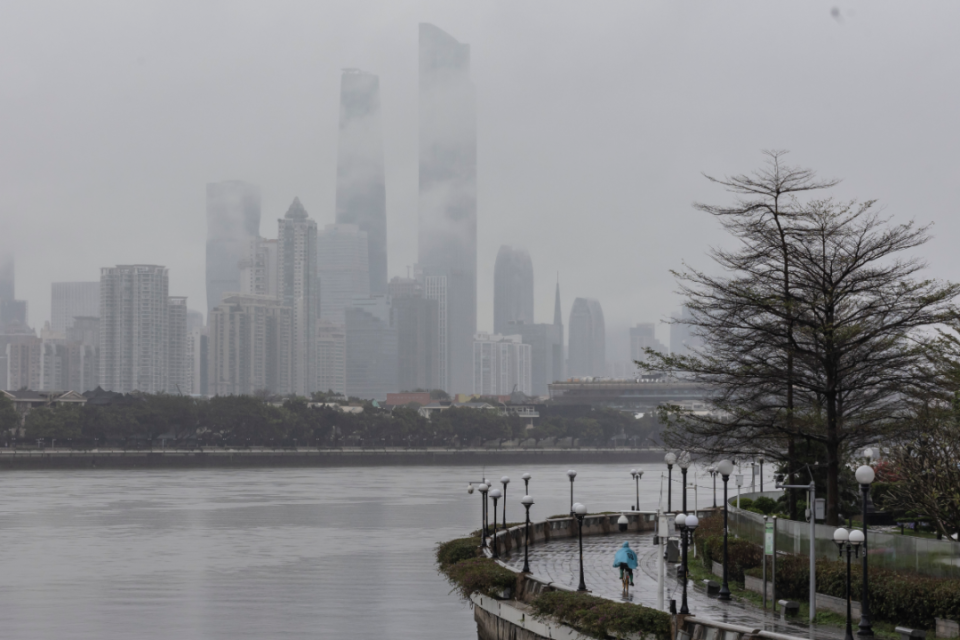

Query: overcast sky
2;1;959;359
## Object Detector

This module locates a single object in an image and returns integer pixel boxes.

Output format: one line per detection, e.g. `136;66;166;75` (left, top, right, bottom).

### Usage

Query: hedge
435;536;481;569
530;590;671;640
694;514;762;583
441;557;518;599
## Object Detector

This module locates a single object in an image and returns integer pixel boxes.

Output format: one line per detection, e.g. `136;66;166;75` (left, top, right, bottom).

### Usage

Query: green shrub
694;514;762;582
442;557;517;599
736;497;755;510
531;590;671;640
435;536;480;569
753;497;777;514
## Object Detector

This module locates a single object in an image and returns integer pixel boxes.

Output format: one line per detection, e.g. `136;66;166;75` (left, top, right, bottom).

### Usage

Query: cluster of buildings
1;24;702;404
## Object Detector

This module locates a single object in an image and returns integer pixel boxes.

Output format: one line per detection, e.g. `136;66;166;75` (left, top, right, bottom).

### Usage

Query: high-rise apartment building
186;328;207;396
472;333;532;396
345;296;397;401
493;246;534;334
390;277;440;392
51;282;100;333
568;298;606;378
206;181;261;316
630;323;667;365
240;237;278;298
317;321;346;397
99;265;171;394
419;23;477;395
167;297;189;394
208;293;292;396
277;198;319;396
318;223;369;324
336;69;387;295
420;267;449;391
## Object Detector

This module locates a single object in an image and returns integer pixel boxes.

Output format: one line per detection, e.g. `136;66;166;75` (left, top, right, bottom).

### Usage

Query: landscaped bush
694;514;762;582
531;590;670;640
441;557;518;599
737;497;755;510
752;497;778;514
435;536;481;569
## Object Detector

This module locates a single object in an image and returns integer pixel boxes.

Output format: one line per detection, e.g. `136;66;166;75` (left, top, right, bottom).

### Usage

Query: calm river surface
0;462;740;639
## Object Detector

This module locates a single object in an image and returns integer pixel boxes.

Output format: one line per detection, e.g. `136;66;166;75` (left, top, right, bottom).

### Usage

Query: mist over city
2;3;960;640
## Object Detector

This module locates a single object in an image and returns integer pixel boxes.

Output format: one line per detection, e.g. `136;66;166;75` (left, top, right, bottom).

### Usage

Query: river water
0;462;745;639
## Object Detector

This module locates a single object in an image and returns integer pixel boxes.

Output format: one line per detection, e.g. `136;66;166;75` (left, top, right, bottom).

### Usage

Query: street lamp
707;465;718;508
567;469;577;514
501;476;511;528
573;502;588;591
490;488;502;559
833;527;865;640
758;455;765;492
664;452;677;512
521;494;534;573
856;462;876;637
522;472;531;494
735;473;744;509
679;453;692;513
478;483;489;548
630;469;643;510
676;513;699;614
716;458;735;600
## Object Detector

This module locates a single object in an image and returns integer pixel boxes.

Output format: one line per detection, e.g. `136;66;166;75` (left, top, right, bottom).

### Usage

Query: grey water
0;463;733;639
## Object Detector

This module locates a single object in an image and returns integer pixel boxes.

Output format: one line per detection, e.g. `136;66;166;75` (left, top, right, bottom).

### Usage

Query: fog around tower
2;1;960;364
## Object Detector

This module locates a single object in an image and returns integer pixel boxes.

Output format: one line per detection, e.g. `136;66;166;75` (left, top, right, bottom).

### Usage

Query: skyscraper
0;256;13;307
317;321;346;397
0;255;28;328
318;223;369;324
568;298;606;378
277;198;319;396
493;246;534;335
419;23;477;395
99;265;170;393
239;237;278;298
336;69;387;295
51;282;100;333
206;181;261;316
420;266;449;391
390;277;440;392
167;297;189;394
510;322;562;397
345;296;398;401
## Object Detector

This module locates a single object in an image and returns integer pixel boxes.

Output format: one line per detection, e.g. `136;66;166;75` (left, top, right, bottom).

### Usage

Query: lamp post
521;494;534;573
679;453;692;513
522;472;531;495
573;502;588;591
707;465;718;508
664;452;677;512
567;469;577;514
478;483;489;547
758;455;765;492
501;476;510;529
676;513;699;614
735;473;744;509
776;470;818;621
490;488;502;558
833;527;865;640
716;459;734;600
630;469;643;510
856;460;876;637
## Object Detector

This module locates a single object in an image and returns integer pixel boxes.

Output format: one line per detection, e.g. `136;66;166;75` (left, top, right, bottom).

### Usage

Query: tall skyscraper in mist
277;198;319;396
99;265;170;393
51;282;100;333
568;298;606;378
336;69;387;295
418;23;477;395
318;223;369;324
0;256;13;305
493;246;534;334
206;181;261;317
0;255;28;328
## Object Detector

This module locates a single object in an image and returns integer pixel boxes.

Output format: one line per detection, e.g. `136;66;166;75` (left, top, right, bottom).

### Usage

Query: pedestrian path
501;532;845;640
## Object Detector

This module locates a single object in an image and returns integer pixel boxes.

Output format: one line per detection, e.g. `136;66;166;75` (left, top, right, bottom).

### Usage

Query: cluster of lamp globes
467;472;536;506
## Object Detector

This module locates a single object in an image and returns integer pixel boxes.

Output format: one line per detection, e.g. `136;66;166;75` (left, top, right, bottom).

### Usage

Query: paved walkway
501;532;845;640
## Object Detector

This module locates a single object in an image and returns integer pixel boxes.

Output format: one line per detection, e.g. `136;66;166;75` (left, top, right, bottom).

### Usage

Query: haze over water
0;463;744;639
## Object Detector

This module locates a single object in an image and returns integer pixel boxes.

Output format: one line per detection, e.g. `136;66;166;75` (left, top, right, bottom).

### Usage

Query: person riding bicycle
613;541;637;586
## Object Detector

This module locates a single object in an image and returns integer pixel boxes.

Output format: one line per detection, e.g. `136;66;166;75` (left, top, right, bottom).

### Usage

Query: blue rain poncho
612;541;638;569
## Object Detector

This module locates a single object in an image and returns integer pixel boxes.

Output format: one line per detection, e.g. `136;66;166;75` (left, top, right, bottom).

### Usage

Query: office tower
51;282;100;333
0;256;28;328
317;321;346;396
510;321;562;397
554;279;564;376
206;181;261;316
186;328;207;396
65;316;100;392
568;298;606;377
390;277;440;392
493;246;534;334
344;295;397;401
208;294;292;396
167;297;189;394
472;333;532;396
277;198;319;396
420;267;449;391
99;265;170;394
419;23;477;395
630;323;668;365
240;237;278;298
670;305;701;356
318;223;369;324
336;69;387;295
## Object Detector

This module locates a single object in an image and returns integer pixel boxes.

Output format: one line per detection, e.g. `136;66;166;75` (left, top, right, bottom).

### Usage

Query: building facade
472;333;532;396
51;282;100;333
318;223;370;324
509;321;562;397
316;321;346;397
277;198;319;396
391;279;440;393
493;246;534;334
344;296;397;401
240;237;278;299
567;298;606;378
167;297;189;394
420;267;449;391
419;23;477;396
336;69;387;295
206;181;261;316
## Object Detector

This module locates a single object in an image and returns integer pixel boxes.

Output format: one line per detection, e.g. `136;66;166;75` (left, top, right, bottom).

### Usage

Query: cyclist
613;541;638;587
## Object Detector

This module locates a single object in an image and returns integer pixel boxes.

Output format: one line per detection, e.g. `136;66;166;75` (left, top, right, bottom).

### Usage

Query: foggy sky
2;1;960;361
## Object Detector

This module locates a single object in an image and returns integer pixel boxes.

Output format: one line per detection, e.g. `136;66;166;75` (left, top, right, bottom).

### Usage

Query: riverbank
0;447;662;470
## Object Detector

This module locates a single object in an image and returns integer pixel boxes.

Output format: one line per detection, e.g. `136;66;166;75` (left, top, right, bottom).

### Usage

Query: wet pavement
501;532;846;640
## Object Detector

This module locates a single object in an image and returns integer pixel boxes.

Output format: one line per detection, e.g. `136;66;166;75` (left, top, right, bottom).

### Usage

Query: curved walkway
501;531;844;640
